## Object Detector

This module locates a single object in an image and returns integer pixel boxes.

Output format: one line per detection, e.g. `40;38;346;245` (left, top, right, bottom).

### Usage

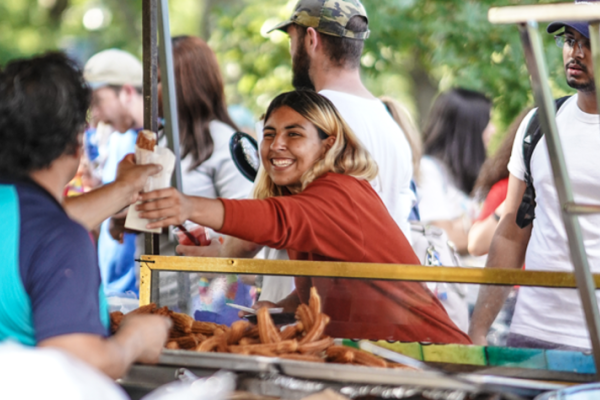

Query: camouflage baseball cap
267;0;370;40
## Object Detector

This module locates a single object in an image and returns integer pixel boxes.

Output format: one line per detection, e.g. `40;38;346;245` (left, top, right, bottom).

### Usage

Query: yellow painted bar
489;3;600;24
139;262;152;306
137;255;600;306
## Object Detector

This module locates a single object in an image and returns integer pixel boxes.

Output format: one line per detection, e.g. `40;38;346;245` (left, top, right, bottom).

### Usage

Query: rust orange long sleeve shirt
220;173;471;344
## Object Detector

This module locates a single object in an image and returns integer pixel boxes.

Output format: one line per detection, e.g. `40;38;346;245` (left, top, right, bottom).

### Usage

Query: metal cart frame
139;0;600;382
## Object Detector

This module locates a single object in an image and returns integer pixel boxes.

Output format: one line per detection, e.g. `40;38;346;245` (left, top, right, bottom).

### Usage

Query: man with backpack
469;13;600;350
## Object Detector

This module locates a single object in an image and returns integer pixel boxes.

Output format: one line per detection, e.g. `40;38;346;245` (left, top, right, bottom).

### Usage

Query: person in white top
418;88;493;255
169;36;254;201
469;19;600;350
177;0;414;276
159;36;255;319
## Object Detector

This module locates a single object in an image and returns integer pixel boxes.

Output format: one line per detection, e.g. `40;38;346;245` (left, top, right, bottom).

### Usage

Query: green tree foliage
0;0;575;138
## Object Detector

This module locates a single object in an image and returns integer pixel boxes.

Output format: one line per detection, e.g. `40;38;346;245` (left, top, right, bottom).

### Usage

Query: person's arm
468;174;531;345
176;236;263;258
64;154;161;231
429;217;470;254
137;178;366;260
38;314;170;380
468;201;505;257
137;187;225;230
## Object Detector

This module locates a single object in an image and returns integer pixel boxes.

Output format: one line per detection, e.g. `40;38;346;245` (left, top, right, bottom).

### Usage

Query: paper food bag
124;144;176;234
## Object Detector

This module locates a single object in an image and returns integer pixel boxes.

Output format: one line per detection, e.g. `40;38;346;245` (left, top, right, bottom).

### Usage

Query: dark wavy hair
171;35;238;170
422;88;491;194
0;52;91;177
472;107;533;198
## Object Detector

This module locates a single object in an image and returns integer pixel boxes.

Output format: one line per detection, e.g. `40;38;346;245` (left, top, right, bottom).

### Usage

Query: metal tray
277;358;475;391
159;350;278;373
158;350;566;397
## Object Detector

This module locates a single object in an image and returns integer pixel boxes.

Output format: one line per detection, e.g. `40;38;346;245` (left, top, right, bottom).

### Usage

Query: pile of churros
110;288;399;368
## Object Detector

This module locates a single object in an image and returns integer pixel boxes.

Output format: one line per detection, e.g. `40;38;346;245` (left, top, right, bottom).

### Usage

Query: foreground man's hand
38;314;171;380
63;154;161;231
115;154;162;204
118;314;171;364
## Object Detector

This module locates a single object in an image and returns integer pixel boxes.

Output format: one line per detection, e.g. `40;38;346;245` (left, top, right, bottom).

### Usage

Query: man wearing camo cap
265;0;414;238
177;0;417;306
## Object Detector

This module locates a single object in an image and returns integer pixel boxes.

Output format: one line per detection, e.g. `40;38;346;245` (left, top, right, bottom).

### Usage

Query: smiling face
563;27;595;92
261;106;333;192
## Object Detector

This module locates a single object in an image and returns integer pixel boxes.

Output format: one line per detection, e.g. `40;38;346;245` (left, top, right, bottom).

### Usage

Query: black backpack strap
516;96;571;228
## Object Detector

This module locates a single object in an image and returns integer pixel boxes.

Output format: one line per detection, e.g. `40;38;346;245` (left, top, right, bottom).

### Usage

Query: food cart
119;2;600;399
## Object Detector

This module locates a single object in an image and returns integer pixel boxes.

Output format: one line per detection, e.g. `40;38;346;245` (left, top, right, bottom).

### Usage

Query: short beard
567;78;596;92
566;60;596;92
292;42;315;91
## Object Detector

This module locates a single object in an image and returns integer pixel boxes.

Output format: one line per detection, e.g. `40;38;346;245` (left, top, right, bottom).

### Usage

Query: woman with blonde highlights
138;90;470;344
253;90;377;199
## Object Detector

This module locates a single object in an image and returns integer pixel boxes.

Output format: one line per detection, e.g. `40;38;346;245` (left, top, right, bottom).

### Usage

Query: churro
136;130;157;151
298;336;334;355
228;320;250;345
299;313;330;345
295;304;315;332
171;312;194;334
257;307;281;344
309;286;321;317
278;353;326;363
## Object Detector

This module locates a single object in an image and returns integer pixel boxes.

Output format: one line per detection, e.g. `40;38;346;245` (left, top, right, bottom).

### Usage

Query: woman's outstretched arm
137;187;225;231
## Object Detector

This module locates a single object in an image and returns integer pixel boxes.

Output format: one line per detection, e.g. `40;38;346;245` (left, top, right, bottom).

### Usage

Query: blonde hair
380;96;422;181
254;90;378;199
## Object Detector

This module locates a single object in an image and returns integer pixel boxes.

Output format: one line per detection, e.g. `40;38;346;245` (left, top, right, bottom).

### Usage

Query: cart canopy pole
517;22;600;378
157;0;183;192
142;0;160;303
157;0;190;312
488;2;600;377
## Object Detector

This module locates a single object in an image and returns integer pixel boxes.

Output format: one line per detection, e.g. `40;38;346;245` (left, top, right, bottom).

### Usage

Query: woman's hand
176;239;222;257
137;188;193;229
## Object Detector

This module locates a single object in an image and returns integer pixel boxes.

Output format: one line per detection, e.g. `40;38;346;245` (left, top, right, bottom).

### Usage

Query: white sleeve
507;109;537;182
213;151;255;199
417;157;452;222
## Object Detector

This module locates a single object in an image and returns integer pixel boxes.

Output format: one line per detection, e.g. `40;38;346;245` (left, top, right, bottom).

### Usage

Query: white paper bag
124;145;176;233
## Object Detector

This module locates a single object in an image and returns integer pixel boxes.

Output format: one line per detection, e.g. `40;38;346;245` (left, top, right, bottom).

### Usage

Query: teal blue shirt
0;176;109;345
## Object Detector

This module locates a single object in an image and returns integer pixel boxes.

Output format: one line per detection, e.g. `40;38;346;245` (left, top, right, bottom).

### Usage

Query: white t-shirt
418;156;472;223
180;120;254;199
507;95;600;349
320;90;414;241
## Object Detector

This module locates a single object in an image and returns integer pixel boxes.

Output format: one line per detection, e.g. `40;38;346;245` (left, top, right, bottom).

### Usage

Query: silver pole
519;21;600;379
157;0;183;191
564;202;600;215
157;0;190;313
142;0;160;304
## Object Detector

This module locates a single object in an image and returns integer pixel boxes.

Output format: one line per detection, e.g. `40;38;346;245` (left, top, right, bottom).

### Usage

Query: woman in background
467;108;531;345
468;108;532;257
168;35;253;200
418;88;494;254
159;36;255;324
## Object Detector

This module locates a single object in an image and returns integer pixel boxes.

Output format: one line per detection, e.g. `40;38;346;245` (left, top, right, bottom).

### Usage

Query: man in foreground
469;15;600;350
0;52;170;378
